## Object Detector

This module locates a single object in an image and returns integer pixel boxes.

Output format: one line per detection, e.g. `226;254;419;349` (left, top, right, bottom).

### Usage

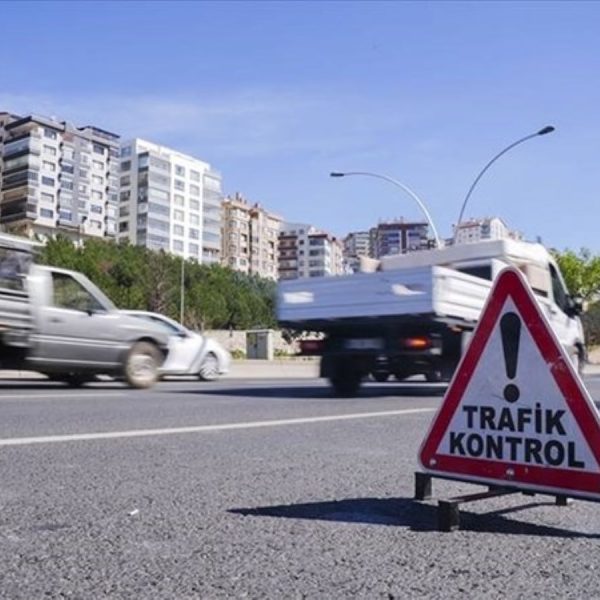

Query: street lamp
330;171;441;247
457;125;555;225
180;256;185;325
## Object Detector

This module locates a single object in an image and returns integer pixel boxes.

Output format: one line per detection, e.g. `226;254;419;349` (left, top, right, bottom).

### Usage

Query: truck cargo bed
278;265;492;331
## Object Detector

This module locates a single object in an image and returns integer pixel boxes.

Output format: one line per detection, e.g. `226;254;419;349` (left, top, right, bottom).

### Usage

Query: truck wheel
329;361;361;397
371;370;390;382
124;342;161;389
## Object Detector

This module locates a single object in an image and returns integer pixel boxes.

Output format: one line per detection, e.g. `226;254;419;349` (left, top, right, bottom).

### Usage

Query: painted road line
0;392;126;401
0;407;436;447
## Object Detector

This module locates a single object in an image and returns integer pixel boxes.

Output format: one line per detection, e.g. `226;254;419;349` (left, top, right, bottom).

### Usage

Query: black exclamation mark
500;312;521;403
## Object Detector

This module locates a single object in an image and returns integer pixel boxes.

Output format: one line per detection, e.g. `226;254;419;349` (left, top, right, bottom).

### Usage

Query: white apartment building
118;139;222;263
0;112;119;241
342;230;371;272
222;193;281;279
278;223;344;280
453;217;521;245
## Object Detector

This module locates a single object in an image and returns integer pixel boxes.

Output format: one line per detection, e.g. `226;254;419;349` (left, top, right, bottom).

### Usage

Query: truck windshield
0;247;32;292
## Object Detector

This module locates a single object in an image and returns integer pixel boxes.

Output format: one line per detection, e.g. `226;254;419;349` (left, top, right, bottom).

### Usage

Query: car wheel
198;352;220;381
124;342;161;389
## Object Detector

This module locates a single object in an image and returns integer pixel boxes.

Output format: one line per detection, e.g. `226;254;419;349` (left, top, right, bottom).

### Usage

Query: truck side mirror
568;295;584;316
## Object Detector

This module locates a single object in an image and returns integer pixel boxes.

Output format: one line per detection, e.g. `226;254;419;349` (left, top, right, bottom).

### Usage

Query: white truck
277;238;585;396
0;233;170;388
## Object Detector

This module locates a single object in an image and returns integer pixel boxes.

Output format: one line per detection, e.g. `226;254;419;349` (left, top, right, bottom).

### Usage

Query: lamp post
457;125;555;225
180;256;185;325
330;171;441;247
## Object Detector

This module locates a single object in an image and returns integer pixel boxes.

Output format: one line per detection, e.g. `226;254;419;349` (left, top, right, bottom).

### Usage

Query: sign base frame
414;471;572;532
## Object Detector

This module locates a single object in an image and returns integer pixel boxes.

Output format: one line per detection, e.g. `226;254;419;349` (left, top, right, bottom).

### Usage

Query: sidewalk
0;359;599;381
0;359;321;381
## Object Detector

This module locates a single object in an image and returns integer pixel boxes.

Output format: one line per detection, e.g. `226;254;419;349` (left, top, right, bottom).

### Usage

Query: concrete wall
202;329;297;356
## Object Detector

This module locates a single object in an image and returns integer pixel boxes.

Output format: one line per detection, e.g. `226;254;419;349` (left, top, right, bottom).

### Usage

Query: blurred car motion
0;233;170;389
121;311;231;380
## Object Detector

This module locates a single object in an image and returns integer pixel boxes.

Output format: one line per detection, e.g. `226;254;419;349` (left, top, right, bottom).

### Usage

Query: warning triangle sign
419;267;600;500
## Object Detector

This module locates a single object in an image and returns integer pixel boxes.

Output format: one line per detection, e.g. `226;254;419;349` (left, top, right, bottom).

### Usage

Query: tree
552;248;600;301
36;237;278;330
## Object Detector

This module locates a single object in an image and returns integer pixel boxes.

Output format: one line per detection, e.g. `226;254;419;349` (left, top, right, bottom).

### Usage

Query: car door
34;271;123;368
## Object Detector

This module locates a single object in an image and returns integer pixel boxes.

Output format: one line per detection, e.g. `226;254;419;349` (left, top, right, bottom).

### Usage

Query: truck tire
329;360;361;397
371;370;389;382
123;341;161;389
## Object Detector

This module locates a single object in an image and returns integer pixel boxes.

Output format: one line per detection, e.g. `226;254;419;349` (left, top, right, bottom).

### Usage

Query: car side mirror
177;330;188;338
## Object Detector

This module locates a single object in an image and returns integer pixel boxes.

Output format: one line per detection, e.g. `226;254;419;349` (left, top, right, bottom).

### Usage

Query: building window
174;210;184;222
62;164;74;175
79;183;88;194
93;160;104;171
41;176;55;187
190;170;200;182
42;161;56;172
190;199;199;211
189;228;199;240
190;214;199;226
173;240;184;252
79;169;89;179
40;208;54;219
173;224;184;236
121;160;131;172
43;145;57;156
119;222;129;233
189;243;199;254
92;144;105;155
121;146;132;158
91;205;103;214
190;184;200;197
174;194;184;206
92;175;104;186
63;147;75;160
59;209;72;221
92;190;103;200
175;165;185;177
174;179;185;191
43;128;58;140
41;192;54;204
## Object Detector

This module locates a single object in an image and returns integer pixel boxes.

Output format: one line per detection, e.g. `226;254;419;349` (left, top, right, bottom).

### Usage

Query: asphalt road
2;375;600;598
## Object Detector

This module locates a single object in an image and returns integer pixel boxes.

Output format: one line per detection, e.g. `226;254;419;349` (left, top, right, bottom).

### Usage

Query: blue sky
2;1;600;250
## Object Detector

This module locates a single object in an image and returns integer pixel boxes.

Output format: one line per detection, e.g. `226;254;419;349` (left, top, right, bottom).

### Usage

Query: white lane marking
0;392;126;401
0;407;436;447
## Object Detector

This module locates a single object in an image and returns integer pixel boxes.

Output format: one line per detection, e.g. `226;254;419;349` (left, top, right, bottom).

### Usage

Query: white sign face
438;297;598;472
419;267;600;499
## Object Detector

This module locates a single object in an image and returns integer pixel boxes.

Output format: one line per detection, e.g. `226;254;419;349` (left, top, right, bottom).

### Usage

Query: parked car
121;311;231;380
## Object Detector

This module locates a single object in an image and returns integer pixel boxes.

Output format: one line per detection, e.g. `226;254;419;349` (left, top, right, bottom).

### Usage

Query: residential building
0;112;120;241
278;223;344;280
222;193;282;279
118;139;222;263
453;217;521;245
369;219;433;258
342;230;371;272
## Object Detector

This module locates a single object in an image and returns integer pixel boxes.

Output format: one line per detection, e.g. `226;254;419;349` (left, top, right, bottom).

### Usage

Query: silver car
121;311;231;380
